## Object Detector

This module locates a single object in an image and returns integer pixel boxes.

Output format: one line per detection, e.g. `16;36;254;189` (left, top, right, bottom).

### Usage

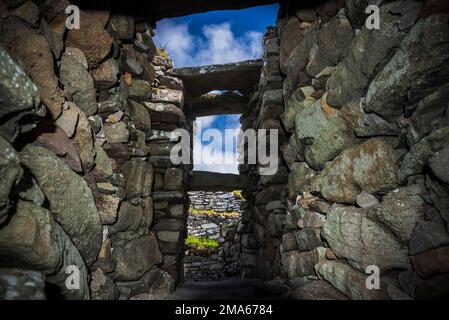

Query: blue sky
154;4;279;173
154;4;279;67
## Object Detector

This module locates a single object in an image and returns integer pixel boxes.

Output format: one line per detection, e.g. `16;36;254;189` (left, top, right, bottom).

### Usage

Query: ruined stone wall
0;0;188;300
239;0;449;300
185;222;240;283
185;192;241;282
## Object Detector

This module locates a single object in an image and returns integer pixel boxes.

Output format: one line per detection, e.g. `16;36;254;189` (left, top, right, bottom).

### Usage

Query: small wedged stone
71;105;96;172
305;15;354;77
373;185;424;242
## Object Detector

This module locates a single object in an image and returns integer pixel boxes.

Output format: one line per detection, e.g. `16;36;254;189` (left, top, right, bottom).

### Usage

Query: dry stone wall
185;192;241;282
1;0;449;301
0;0;188;300
238;0;449;300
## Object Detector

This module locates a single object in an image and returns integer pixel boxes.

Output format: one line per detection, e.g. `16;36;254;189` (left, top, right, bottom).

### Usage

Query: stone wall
238;0;449;300
185;191;241;282
0;1;188;300
189;191;244;214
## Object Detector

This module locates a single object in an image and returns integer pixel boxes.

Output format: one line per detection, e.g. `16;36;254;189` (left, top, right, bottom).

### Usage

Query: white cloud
192;116;241;174
155;20;263;67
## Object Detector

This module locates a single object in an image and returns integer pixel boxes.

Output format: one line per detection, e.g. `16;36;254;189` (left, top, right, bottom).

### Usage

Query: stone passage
184;191;242;282
1;0;449;301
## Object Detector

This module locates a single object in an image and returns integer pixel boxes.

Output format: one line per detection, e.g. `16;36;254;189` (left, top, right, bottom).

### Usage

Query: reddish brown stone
316;0;345;23
65;10;113;68
103;143;130;165
137;52;156;84
33;121;82;173
412;247;449;278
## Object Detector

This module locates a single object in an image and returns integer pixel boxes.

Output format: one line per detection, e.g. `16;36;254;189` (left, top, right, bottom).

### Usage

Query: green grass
185;235;219;251
188;208;240;217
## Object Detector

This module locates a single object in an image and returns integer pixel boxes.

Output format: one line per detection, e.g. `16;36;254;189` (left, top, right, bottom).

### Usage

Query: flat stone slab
169;59;264;97
190;171;248;192
190;91;248;117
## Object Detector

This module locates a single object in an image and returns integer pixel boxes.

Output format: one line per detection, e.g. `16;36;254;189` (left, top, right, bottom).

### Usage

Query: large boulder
90;268;119;300
365;14;449;121
317;261;389;300
313;138;400;204
327;1;422;108
0;201;89;299
0;46;42;142
304;105;360;170
323;204;409;272
0;17;64;119
20;145;102;266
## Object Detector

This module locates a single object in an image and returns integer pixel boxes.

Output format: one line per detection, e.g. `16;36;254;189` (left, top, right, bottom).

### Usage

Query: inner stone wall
0;0;189;300
238;0;449;300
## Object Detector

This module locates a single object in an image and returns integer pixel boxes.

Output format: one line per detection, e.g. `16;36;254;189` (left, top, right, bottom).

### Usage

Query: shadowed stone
190;91;248;117
169;59;263;97
20;145;102;266
190;171;248;192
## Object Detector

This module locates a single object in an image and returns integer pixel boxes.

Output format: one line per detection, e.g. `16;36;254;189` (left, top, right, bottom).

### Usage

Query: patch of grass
185;236;219;251
188;208;240;218
157;48;170;58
